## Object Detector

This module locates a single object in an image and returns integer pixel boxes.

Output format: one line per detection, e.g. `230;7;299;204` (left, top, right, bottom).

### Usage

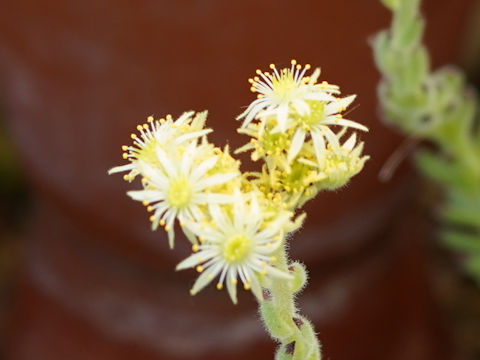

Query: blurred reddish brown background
0;0;477;359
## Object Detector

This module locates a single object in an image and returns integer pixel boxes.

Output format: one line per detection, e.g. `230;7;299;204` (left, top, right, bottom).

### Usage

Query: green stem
259;245;321;360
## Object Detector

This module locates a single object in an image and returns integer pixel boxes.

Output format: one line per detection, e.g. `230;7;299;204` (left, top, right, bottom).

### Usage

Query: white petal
288;128;306;163
191;156;218;180
265;265;293;279
322;117;368;132
311;129;326;168
175;129;213;145
108;163;135;175
291;99;310;116
248;271;263;302
324;94;356;115
322;126;340;150
137;161;170;188
343;133;357;150
276;103;289;132
176;252;207;270
226;267;238;304
190;262;223;295
127;190;164;202
155;147;177;177
196;172;238;188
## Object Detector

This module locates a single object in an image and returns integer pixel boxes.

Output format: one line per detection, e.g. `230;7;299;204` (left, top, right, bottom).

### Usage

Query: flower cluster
109;60;369;303
237;60;369;209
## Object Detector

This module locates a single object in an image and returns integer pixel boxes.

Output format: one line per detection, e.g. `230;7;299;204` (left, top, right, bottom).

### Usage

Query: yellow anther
166;114;172;120
142;200;148;206
248;78;254;84
130;133;137;139
216;283;223;290
122;153;128;159
159;118;165;124
149;215;155;222
269;63;275;69
143;124;149;129
123;174;129;181
192;244;199;252
164;225;171;232
122;145;128;151
199;236;205;243
256;69;262;75
231;278;238;285
147;116;154;122
147;206;153;212
305;64;311;70
196;265;203;273
291;59;297;65
136;125;143;131
244;282;251;290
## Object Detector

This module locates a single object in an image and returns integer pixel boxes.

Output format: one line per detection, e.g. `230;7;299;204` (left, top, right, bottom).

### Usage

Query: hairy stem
259;245;321;360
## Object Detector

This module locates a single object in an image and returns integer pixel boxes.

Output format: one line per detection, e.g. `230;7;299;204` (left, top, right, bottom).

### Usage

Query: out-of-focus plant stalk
373;0;480;280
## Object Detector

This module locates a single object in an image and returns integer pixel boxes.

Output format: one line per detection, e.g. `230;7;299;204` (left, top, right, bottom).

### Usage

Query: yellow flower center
135;140;158;164
271;70;300;101
223;234;250;263
167;177;192;208
300;100;325;128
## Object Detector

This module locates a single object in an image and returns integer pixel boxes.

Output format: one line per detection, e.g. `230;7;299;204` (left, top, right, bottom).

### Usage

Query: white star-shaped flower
127;141;239;248
176;191;292;304
109;111;211;181
237;60;339;132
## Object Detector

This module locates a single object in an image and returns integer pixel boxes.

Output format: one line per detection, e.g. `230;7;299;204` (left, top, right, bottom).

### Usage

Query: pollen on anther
192;244;199;252
147;116;154;122
216;283;223;290
291;59;297;65
196;265;203;273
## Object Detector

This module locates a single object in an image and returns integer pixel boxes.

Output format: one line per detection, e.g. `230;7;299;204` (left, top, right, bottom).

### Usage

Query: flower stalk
373;0;480;282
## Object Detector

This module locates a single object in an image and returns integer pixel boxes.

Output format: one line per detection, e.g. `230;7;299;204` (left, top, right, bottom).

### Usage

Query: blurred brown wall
0;0;473;359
